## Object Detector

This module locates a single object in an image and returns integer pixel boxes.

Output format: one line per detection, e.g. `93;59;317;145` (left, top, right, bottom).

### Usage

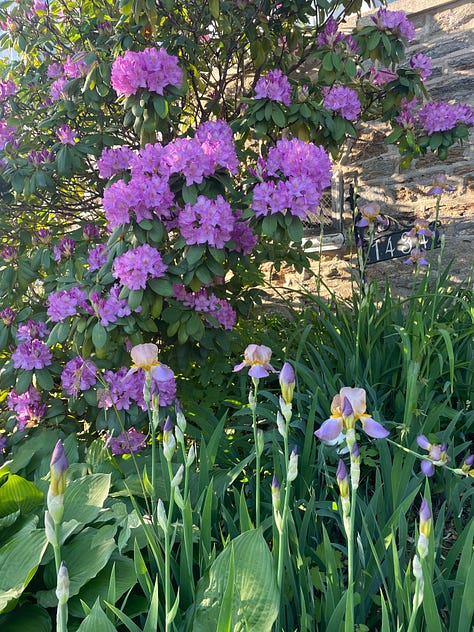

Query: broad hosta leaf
0;474;44;518
37;525;116;607
0;527;48;612
76;598;118;632
68;557;138;617
0;604;52;631
62;473;111;524
193;530;279;632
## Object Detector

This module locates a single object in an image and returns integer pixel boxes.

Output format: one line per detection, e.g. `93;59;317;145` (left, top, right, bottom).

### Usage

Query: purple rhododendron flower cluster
48;284;133;326
98;367;176;410
12;339;52;370
102;120;239;233
372;8;416;41
418;101;474;135
1;245;16;262
252;138;332;218
323;85;361;121
16;319;49;342
53;237;76;262
61;356;97;396
111;47;183;97
0;79;17;100
82;223;100;240
106;427;147;456
7;385;46;431
90;285;132;326
173;284;237;329
366;66;397;86
410;53;432;81
0;307;16;326
317;17;359;54
112;243;167;291
87;244;109;271
254;69;291;106
49;77;69;101
97;146;135;178
179;195;235;248
28;149;55;165
47;287;89;321
395;97;418;128
63;52;91;79
0;119;16;149
56;124;77;145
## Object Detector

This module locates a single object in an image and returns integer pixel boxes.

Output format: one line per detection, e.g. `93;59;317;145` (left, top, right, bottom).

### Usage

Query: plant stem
276;476;292;632
251;378;261;529
344;487;356;632
165;460;176;632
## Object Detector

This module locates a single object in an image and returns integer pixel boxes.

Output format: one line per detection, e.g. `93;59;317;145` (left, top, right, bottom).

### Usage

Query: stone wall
339;0;474;218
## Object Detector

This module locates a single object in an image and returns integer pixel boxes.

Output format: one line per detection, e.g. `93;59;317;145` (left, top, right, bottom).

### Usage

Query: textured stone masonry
339;0;474;217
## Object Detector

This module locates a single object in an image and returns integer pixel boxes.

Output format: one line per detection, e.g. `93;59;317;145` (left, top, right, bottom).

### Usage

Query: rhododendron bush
0;0;473;441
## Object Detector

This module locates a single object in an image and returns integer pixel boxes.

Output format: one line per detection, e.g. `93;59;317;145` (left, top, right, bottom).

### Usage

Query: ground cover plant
0;0;473;629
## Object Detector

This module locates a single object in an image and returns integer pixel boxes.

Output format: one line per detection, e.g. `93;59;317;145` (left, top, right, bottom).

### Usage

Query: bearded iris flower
314;387;389;442
417;435;450;476
233;344;275;378
129;343;174;381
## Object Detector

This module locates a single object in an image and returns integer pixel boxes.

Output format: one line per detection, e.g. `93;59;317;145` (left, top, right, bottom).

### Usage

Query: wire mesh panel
302;173;344;251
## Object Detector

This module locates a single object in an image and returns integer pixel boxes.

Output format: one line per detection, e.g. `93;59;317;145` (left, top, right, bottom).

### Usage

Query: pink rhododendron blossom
56;124;77;145
254;69;291;106
0;119;16;150
62;52;91;79
418;101;474;135
112;244;167;290
97;146;135;178
252;139;332;219
372;8;416;41
0;307;16;326
47;287;88;321
7;385;45;430
323;85;361;120
49;77;69;101
16;320;49;342
233;344;275;378
12;339;52;370
87;244;108;273
172;285;237;330
106;427;147;456
179;195;235;248
410;53;432;80
111;47;183;97
61;356;97;396
194;119;239;174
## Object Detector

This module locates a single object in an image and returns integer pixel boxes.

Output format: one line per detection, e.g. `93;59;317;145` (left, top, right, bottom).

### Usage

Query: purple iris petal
416;435;431;450
248;365;270;378
151;364;175;382
314;416;344;441
355;217;369;228
362;417;389;438
421;460;435;477
342;396;354;418
233;361;246;372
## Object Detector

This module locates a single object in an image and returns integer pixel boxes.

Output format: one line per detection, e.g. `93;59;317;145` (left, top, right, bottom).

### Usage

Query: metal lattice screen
301;173;345;250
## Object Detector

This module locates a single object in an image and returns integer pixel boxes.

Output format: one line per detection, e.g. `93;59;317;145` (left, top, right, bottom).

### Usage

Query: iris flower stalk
162;416;177;631
46;440;69;632
315;388;389;631
129;343;174;518
407;497;431;632
233;344;275;528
